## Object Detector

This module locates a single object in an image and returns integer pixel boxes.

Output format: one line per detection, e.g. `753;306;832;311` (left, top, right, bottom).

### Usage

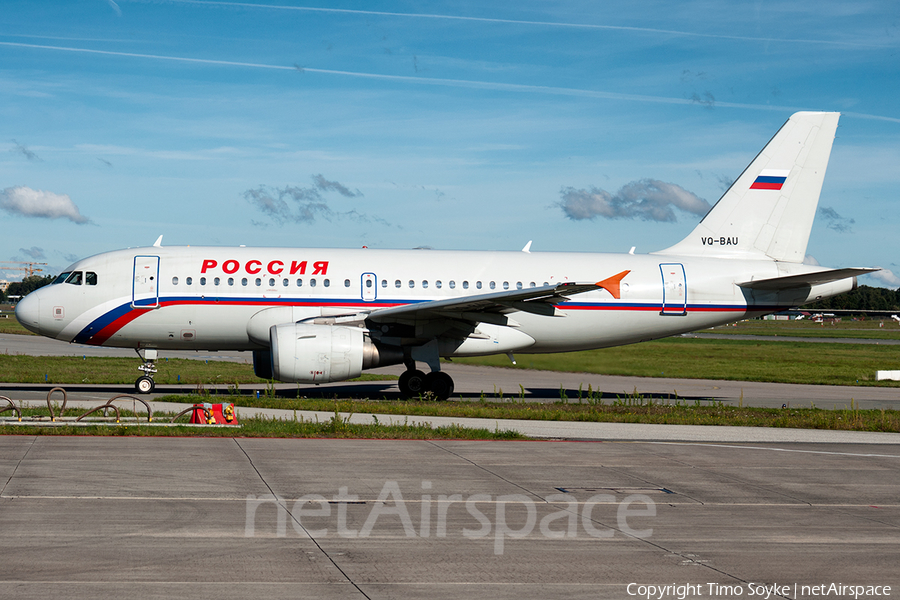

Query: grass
706;318;900;340
0;355;395;386
3;315;899;437
147;393;900;433
6;394;898;435
452;337;900;386
1;337;897;388
0;405;524;439
0;314;32;335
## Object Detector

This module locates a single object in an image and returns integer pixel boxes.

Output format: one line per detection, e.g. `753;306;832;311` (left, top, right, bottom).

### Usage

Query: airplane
15;111;877;399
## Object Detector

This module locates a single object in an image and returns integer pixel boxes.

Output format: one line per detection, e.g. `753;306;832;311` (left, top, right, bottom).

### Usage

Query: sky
1;0;899;287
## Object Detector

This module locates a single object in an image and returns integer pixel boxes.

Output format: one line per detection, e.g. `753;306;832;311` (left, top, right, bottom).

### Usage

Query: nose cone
15;293;42;335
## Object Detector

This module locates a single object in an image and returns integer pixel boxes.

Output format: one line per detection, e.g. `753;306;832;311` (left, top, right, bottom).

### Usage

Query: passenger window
242;278;248;286
186;277;193;286
228;277;234;286
324;279;330;287
283;278;288;287
85;272;98;285
502;281;509;290
381;280;387;288
463;281;469;289
476;281;482;289
449;281;455;289
529;282;536;288
422;280;429;289
255;278;262;286
215;277;221;286
297;279;303;287
172;277;178;285
200;277;206;286
516;282;522;290
435;280;442;289
395;280;401;288
409;280;415;288
65;272;83;286
310;279;317;287
344;279;351;288
490;281;496;290
268;278;275;287
366;279;373;288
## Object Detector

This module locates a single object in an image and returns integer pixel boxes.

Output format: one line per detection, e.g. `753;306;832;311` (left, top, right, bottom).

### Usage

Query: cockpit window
53;272;72;284
65;272;83;286
86;272;98;286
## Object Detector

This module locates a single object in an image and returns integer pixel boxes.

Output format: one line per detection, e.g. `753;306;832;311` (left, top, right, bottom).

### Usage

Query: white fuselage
16;245;852;356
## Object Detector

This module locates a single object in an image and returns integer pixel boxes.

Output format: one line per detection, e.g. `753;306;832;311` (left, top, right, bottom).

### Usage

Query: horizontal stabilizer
738;268;879;291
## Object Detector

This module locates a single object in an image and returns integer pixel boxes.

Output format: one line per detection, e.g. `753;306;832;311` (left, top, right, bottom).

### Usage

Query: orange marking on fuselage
595;270;631;299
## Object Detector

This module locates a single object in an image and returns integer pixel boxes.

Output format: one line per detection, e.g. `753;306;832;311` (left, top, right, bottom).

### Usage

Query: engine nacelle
269;323;401;383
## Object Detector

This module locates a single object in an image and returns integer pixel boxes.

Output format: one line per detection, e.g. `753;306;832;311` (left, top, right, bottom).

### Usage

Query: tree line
804;285;900;312
0;274;56;303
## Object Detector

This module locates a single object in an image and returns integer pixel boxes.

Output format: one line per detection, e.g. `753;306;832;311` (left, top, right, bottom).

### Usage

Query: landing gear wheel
424;371;454;401
398;369;427;398
135;376;155;394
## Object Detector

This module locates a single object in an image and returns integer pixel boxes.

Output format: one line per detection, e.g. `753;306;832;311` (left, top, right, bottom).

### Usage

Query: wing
367;270;630;325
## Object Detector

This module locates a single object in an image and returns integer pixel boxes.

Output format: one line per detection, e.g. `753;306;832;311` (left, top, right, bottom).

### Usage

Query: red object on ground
189;403;238;424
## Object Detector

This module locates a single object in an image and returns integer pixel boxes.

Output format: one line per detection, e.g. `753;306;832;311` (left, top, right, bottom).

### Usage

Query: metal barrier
47;387;67;421
74;394;153;423
0;396;22;421
0;388;236;426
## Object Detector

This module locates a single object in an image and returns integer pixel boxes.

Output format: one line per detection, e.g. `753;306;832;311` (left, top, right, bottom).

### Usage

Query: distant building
0;280;10;292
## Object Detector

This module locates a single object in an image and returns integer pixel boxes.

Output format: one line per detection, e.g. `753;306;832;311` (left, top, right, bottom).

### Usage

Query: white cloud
868;268;900;288
0;186;91;224
558;179;711;222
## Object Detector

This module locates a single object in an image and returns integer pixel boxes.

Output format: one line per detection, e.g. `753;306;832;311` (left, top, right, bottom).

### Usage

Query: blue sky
2;0;899;287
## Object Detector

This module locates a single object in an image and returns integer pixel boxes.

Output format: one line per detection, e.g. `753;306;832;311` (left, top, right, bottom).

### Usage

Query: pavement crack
424;440;544;500
0;435;36;498
232;439;372;600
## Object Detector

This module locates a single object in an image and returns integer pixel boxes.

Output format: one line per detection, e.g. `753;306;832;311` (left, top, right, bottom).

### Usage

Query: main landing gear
398;362;454;401
135;348;158;394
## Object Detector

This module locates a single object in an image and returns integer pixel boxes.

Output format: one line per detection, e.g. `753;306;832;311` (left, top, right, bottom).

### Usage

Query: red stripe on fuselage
83;299;751;345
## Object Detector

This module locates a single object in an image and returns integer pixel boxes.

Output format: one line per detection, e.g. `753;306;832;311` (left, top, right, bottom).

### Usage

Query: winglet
522;240;532;253
595;270;631;299
153;235;163;247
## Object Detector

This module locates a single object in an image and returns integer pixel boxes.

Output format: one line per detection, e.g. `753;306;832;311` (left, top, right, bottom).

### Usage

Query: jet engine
269;323;400;383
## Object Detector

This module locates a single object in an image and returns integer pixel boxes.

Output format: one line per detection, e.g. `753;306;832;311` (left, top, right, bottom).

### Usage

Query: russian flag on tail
750;169;790;190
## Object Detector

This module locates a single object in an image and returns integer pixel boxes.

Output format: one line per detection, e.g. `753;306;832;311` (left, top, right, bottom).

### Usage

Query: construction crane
0;261;49;277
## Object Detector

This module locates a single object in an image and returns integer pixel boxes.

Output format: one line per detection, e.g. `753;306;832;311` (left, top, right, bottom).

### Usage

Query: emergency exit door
659;263;687;316
361;273;377;302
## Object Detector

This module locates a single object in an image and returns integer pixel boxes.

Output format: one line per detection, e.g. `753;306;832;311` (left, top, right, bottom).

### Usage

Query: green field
1;335;898;388
0;314;30;335
707;318;900;339
454;337;900;386
0;355;395;387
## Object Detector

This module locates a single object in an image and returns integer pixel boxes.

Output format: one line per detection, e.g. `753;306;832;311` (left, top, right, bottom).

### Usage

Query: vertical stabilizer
655;111;840;263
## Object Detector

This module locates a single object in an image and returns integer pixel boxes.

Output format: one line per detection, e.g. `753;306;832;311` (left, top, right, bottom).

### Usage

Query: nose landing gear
135;348;158;394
